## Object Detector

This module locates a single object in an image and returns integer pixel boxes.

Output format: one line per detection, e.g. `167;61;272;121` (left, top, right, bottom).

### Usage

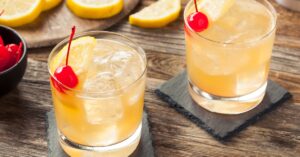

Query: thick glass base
188;81;267;114
59;124;142;157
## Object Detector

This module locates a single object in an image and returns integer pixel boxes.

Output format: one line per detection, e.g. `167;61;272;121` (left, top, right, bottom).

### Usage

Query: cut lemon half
129;0;181;28
50;36;97;75
43;0;62;11
0;0;44;27
66;0;123;19
198;0;235;21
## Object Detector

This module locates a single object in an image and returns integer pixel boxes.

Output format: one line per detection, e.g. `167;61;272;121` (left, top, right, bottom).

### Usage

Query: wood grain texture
15;0;141;48
0;0;300;156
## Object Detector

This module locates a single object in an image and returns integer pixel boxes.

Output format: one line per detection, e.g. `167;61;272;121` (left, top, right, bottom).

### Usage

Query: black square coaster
155;71;292;140
46;110;155;157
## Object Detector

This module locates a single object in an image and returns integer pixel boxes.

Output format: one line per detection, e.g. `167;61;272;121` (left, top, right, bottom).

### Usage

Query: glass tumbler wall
48;31;147;157
184;0;277;114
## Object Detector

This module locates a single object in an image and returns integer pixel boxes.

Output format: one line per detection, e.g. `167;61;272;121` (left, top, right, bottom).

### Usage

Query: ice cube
85;124;119;146
110;51;133;63
83;71;118;93
236;65;267;94
84;97;124;125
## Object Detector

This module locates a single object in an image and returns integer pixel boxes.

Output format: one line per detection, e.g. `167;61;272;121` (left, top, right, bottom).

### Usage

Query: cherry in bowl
0;25;27;96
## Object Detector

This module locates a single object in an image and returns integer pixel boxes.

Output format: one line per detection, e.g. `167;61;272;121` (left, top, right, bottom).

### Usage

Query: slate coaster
155;71;292;140
47;110;155;157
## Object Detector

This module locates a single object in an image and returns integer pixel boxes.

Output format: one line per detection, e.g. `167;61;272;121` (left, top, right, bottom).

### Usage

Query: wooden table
0;0;299;156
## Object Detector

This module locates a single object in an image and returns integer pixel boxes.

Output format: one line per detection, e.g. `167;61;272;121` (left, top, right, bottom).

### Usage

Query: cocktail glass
184;0;277;114
48;31;147;156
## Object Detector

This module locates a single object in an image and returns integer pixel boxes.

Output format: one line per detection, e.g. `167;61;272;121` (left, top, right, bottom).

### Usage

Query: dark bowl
0;25;27;96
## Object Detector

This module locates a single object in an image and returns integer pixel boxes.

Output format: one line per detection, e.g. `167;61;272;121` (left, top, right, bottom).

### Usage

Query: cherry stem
193;0;198;12
0;10;4;16
66;26;76;66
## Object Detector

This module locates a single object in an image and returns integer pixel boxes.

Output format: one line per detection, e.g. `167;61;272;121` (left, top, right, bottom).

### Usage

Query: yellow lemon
50;36;97;90
43;0;62;11
50;36;97;75
197;0;236;21
0;0;44;27
129;0;181;28
66;0;123;19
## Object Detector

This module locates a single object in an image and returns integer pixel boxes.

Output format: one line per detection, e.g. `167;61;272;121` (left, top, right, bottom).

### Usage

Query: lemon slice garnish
66;0;123;19
43;0;62;11
129;0;181;28
0;0;43;27
50;36;97;75
50;36;97;90
198;0;236;21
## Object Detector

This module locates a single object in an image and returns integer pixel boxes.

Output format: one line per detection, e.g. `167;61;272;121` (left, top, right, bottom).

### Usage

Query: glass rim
47;31;147;96
183;0;278;46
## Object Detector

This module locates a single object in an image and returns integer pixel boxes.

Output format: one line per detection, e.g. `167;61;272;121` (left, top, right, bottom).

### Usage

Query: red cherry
16;42;23;61
6;44;19;53
187;12;209;32
51;77;66;93
54;65;78;88
0;35;4;46
0;45;14;72
53;26;78;92
6;44;18;65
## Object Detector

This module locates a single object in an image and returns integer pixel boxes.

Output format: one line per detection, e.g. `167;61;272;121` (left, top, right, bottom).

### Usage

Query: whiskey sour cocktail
184;0;277;114
48;29;147;157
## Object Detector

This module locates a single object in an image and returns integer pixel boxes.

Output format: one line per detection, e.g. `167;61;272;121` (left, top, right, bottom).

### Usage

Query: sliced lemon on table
43;0;62;11
0;0;44;27
129;0;181;28
66;0;123;19
197;0;235;21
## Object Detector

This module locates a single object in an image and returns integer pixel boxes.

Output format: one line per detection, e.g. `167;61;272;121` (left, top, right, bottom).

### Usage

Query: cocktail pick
187;0;209;32
53;26;78;89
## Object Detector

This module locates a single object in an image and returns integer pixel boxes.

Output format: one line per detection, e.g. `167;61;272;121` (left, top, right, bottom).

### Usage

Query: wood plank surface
0;0;300;156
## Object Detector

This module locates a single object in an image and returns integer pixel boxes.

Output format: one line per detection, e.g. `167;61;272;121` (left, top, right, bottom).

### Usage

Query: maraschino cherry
0;45;13;71
53;26;78;90
0;34;23;72
0;10;23;72
16;42;23;61
187;0;209;32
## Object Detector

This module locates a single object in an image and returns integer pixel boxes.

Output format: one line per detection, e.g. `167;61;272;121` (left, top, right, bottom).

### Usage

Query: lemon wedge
43;0;62;11
51;36;96;91
66;0;123;19
0;0;44;27
129;0;181;28
50;36;97;75
198;0;235;21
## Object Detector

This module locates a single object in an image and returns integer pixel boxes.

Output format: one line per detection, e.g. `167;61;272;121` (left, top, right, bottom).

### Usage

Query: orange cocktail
48;31;146;157
184;0;277;114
